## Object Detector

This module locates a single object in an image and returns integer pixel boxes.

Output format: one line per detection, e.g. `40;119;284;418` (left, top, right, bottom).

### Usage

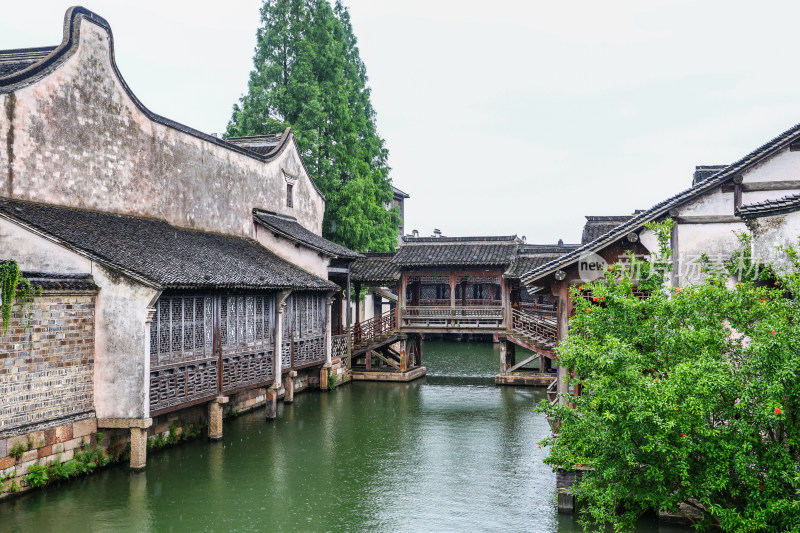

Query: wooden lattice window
220;294;275;354
150;294;214;364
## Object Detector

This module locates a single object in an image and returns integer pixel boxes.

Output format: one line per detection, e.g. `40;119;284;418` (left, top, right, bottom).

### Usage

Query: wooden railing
402;305;504;329
352;308;397;346
331;333;348;361
510;308;557;348
520;301;556;317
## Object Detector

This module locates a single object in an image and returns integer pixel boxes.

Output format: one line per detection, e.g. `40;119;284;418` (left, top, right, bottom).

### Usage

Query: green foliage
0;259;42;335
226;0;399;252
537;233;800;531
23;464;48;488
8;443;26;460
327;372;338;390
8;481;19;493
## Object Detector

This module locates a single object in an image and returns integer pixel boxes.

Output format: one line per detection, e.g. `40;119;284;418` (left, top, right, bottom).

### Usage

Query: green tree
227;0;399;252
537;228;800;532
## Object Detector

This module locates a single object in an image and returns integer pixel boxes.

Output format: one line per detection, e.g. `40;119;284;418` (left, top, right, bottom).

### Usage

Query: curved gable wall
0;9;324;237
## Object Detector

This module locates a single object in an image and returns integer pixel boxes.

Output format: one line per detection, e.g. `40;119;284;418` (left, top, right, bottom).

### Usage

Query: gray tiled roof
736;192;800;218
394;236;520;267
0;198;337;291
693;165;727;186
350;253;400;284
226;135;283;156
506;244;581;279
349;240;580;282
26;273;98;292
520;121;800;285
581;216;634;244
253;209;361;259
392;186;410;199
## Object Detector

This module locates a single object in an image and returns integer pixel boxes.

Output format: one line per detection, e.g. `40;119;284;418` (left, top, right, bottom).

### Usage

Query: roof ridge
520;120;800;284
0;8;328;201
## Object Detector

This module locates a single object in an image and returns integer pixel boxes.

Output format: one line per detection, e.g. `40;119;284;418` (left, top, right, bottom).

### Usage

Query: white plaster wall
91;265;159;420
749;210;800;271
254;227;330;279
673;223;747;284
637;228;660;255
742;190;800;204
742;148;800;183
678;187;734;216
1;16;324;239
0;217;158;420
0;218;92;274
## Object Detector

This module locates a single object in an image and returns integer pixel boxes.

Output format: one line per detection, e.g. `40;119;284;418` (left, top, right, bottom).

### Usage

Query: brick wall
0;291;96;437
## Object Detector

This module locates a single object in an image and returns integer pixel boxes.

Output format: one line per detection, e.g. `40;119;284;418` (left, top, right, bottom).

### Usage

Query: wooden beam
675;215;744;225
722;180;800;192
508;354;538;373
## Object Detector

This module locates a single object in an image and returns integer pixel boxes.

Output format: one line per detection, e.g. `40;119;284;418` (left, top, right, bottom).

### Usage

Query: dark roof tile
253;209;361;259
394;236;519;267
350;253;400;284
0;198;336;291
581;216;634;244
736;192;800;218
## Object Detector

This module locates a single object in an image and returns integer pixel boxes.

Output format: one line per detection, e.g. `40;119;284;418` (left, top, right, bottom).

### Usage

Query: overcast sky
3;1;800;244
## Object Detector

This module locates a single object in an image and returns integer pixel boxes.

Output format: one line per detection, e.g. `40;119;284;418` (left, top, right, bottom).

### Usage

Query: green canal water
1;340;686;532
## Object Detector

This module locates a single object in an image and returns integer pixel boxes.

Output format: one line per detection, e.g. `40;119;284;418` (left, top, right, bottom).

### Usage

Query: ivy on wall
1;259;41;335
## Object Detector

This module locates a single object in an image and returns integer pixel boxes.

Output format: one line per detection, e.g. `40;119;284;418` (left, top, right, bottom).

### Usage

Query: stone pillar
208;396;229;441
507;342;516;370
130;427;148;472
537;355;544;373
98;418;152;471
285;371;297;402
274;290;292;389
265;388;277;421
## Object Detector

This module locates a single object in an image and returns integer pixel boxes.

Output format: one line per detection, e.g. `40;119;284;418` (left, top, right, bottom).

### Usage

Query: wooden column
555;281;570;404
499;338;508;374
354;282;362;324
325;292;334;366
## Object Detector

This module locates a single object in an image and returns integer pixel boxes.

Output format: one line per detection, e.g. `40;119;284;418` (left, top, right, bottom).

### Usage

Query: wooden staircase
507;307;557;356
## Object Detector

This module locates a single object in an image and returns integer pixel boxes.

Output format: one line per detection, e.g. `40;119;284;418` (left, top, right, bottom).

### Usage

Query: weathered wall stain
4;92;14;196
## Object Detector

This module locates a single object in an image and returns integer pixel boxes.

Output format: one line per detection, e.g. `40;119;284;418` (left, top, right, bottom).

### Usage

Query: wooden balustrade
510;307;557;347
352;308;396;346
402;305;504;329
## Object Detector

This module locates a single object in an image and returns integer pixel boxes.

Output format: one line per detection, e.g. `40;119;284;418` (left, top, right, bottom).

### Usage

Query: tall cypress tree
227;0;399;253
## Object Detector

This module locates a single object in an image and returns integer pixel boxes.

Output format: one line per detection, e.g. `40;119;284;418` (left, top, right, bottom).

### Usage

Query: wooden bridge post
399;334;408;372
555;281;570;405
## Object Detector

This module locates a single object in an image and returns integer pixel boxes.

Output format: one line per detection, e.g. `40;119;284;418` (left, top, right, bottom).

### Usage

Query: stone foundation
0;416;126;500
